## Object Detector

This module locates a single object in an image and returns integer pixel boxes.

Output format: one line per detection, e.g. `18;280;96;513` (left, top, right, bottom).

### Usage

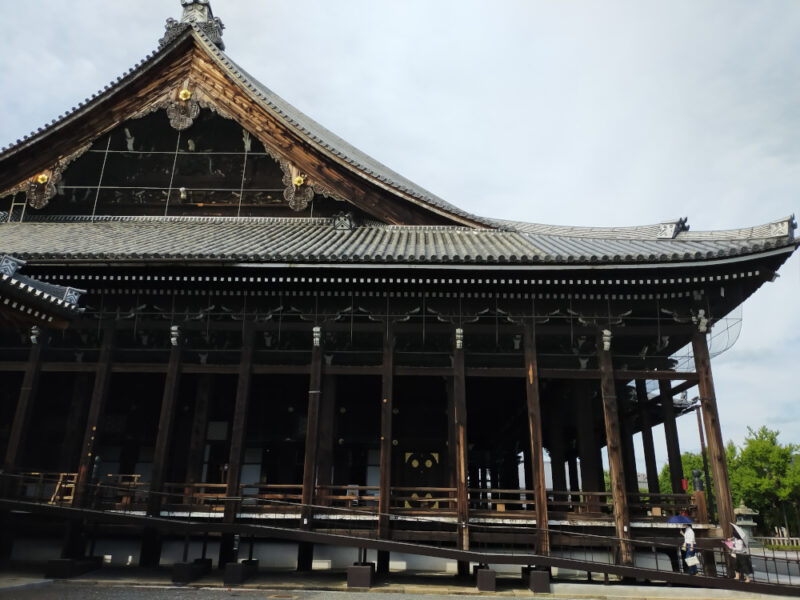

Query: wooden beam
75;323;116;506
635;380;660;494
378;324;394;538
597;336;633;565
452;328;470;550
148;342;183;517
523;324;550;555
3;335;44;471
301;327;323;514
692;331;734;539
659;379;684;493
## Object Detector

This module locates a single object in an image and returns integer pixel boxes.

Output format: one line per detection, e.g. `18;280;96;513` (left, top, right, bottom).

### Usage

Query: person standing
732;536;753;582
683;524;699;575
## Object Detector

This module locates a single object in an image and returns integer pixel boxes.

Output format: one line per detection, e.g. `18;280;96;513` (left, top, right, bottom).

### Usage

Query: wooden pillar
597;333;632;565
220;321;255;567
692;331;734;539
378;324;394;539
523;324;549;555
316;374;336;506
75;322;115;506
148;340;183;515
185;375;212;489
620;398;639;495
4;331;45;471
549;402;567;493
301;326;323;512
446;380;457;492
568;455;579;491
575;382;601;493
659;379;684;493
635;380;660;494
452;327;470;550
59;374;92;473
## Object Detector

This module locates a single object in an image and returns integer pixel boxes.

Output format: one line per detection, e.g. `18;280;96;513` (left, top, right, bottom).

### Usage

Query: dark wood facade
0;1;798;570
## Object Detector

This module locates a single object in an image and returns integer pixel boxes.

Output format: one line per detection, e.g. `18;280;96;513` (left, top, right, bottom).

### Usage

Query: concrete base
172;558;213;584
44;557;102;579
223;559;259;586
476;568;496;592
347;563;375;588
522;566;551;593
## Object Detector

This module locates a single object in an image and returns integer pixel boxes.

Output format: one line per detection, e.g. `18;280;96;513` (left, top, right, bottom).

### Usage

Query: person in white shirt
731;536;753;582
682;525;698;575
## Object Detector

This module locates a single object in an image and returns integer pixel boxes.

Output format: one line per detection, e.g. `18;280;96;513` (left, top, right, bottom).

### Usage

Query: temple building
0;0;797;581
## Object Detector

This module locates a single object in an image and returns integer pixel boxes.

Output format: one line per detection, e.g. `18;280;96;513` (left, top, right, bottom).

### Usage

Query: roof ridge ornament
160;0;225;50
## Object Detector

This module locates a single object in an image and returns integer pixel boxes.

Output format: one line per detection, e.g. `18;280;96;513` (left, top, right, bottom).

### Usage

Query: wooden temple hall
0;0;797;573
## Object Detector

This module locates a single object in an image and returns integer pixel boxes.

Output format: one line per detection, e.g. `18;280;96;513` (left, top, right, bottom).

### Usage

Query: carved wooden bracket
0;144;91;210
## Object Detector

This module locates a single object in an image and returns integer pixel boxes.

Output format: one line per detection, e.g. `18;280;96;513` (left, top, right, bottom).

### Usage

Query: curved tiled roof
0;20;796;266
0;255;84;320
0;216;795;266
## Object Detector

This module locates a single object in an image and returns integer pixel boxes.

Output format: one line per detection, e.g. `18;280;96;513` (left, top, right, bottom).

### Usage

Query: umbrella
667;514;693;524
731;522;748;545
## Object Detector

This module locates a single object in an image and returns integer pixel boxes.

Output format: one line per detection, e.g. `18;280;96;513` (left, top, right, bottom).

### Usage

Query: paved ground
0;571;793;600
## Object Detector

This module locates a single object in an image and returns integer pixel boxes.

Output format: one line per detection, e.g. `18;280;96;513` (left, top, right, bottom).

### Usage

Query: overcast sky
1;1;798;473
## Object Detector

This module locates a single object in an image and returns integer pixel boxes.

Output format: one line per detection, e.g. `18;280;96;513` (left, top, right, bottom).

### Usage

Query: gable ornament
166;87;201;131
0;144;91;210
280;159;314;212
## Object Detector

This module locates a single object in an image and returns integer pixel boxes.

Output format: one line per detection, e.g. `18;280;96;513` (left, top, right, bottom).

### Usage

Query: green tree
729;426;800;535
658;451;712;496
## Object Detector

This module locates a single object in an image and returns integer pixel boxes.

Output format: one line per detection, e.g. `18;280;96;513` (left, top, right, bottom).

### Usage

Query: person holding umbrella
730;523;753;582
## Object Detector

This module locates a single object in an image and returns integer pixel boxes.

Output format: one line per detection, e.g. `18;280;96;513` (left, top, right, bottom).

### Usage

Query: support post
597;333;632;565
453;327;470;551
148;340;183;515
620;401;639;495
378;323;394;540
220;321;255;567
185;374;212;496
575;381;601;494
659;380;684;493
523;324;549;555
75;323;115;507
635;380;660;494
316;374;336;506
692;331;734;539
141;337;183;568
549;403;567;493
59;374;92;473
4;332;45;471
301;326;323;515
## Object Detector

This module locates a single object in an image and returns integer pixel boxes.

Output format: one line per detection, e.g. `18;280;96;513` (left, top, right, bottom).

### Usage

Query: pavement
0;568;794;600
